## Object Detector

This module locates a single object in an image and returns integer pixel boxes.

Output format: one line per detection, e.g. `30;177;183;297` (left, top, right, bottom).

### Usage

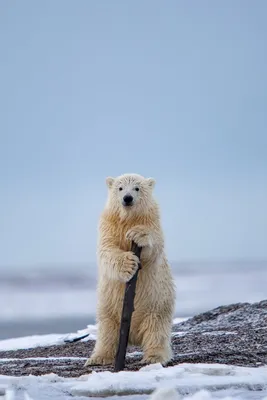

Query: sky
0;0;266;267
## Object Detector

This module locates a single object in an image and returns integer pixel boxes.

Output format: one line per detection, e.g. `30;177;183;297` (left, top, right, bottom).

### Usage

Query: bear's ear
106;177;115;188
146;177;156;189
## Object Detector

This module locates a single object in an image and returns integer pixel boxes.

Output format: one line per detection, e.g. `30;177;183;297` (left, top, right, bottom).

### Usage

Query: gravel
0;300;266;378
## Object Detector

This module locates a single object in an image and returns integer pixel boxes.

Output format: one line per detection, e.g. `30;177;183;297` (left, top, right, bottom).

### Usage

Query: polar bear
84;173;176;367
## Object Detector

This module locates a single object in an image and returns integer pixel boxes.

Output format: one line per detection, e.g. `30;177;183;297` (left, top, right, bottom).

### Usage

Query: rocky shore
0;300;266;378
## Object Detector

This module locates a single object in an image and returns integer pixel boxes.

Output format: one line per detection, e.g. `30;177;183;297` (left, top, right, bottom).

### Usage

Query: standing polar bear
85;173;175;367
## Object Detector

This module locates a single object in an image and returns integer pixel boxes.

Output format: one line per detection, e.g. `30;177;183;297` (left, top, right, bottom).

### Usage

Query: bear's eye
135;187;139;192
119;187;123;191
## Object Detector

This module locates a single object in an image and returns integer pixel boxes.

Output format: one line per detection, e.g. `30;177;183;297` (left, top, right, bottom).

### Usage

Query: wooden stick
114;242;142;372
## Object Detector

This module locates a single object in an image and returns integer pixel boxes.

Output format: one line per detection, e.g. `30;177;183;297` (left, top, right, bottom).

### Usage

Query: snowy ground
1;261;266;399
0;324;97;353
1;320;267;400
0;361;267;399
1;359;267;400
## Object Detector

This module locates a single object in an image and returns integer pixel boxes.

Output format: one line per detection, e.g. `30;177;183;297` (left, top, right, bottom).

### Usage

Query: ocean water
1;260;267;340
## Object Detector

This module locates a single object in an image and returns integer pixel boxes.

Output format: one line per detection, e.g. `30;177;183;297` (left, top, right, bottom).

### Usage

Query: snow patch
63;324;97;342
1;363;267;399
173;317;189;325
0;357;87;362
71;363;267;397
0;324;97;351
0;334;66;352
150;387;267;400
150;387;180;400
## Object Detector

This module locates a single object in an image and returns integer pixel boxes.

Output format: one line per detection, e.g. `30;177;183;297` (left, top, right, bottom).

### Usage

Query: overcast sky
0;0;266;267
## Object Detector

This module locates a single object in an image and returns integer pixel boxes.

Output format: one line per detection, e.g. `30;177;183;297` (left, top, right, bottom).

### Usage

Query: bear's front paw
126;226;152;247
118;251;140;282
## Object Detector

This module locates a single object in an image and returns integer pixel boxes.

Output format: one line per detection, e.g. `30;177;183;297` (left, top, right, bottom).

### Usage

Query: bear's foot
141;346;172;366
141;355;166;365
84;354;114;367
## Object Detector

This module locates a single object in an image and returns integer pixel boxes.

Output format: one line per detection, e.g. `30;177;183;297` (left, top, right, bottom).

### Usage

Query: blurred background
0;1;266;340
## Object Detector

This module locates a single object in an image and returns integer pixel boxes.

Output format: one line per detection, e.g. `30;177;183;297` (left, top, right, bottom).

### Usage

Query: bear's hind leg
139;313;172;366
84;317;119;366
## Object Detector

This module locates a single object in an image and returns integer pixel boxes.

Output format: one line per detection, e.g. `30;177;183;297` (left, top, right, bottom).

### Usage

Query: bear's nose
123;194;133;205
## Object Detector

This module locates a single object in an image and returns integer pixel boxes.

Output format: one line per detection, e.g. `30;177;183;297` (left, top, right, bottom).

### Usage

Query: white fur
85;173;176;367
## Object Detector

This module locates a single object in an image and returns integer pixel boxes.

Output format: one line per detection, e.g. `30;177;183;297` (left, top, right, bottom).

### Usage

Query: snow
150;387;267;400
70;363;267;397
0;325;97;351
63;324;98;342
1;319;267;399
172;318;189;325
1;363;267;399
0;334;67;352
0;357;88;362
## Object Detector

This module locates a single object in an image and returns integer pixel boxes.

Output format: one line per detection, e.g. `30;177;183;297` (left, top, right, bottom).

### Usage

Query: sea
1;260;267;341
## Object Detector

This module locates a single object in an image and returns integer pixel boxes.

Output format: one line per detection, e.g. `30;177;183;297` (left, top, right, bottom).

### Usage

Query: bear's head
105;173;156;216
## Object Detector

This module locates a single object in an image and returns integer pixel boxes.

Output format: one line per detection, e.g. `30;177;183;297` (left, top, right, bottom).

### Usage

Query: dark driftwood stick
114;242;142;372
